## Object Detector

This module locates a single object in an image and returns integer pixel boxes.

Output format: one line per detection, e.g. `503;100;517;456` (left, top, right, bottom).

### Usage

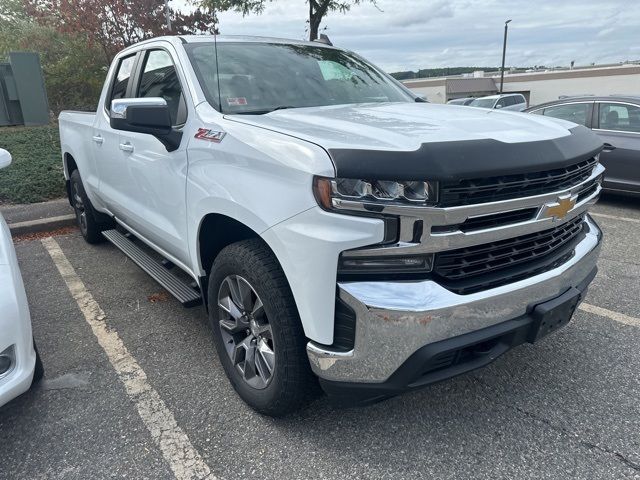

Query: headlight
314;177;438;211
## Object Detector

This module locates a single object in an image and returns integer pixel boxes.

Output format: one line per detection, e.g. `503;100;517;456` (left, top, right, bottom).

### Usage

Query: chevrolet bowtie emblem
542;195;576;221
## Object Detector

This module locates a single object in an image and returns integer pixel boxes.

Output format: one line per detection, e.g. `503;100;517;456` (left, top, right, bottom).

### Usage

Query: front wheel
207;239;318;416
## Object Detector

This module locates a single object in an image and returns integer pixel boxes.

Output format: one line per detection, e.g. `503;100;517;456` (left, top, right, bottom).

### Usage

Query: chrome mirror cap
110;97;168;120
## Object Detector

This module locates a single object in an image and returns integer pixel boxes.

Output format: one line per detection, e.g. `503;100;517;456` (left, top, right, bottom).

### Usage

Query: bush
0;125;65;203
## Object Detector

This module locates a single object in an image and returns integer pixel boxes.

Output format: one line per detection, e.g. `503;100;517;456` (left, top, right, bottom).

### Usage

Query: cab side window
137;50;186;126
108;55;136;108
496;97;508;108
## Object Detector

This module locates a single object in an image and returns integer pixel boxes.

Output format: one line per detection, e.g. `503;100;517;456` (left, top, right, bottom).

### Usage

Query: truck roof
120;34;338;53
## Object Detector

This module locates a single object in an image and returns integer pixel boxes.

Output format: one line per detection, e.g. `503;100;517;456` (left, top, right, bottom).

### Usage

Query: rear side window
542;103;591;126
137;50;186;125
109;55;136;105
598;103;640;133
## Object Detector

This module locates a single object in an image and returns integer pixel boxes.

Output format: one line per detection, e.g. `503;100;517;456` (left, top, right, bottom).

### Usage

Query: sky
175;0;640;73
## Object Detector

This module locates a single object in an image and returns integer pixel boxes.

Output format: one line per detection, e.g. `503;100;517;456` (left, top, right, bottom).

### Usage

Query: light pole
499;19;512;94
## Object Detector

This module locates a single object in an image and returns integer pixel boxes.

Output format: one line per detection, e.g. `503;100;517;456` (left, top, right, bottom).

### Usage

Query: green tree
25;0;217;62
0;1;106;112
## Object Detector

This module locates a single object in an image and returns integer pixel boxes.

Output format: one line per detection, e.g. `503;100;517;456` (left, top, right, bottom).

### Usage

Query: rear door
113;47;191;264
593;102;640;193
94;53;139;207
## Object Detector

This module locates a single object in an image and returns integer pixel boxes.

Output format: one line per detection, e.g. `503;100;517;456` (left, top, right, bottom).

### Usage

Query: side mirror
495;104;503;109
110;98;182;152
0;148;12;169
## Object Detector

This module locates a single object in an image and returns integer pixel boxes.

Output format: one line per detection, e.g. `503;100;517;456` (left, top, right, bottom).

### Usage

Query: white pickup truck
59;35;604;416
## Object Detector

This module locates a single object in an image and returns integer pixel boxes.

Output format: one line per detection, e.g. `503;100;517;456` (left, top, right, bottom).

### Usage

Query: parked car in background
0;149;43;409
525;96;640;196
469;93;528;111
447;97;475;106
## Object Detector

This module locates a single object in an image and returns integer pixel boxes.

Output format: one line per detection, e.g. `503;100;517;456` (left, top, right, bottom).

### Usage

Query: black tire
32;341;44;384
70;170;107;244
207;238;318;416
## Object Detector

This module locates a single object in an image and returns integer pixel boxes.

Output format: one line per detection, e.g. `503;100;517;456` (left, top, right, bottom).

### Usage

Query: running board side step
102;229;202;307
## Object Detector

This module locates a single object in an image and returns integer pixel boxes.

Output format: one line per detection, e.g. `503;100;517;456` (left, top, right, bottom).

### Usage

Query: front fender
261;207;384;345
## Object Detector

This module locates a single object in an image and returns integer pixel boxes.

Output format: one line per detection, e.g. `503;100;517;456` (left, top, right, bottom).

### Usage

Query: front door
111;47;191;265
594;102;640;194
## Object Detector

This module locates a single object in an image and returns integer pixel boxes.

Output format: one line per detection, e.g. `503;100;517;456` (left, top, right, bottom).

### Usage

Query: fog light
0;346;15;377
338;254;434;276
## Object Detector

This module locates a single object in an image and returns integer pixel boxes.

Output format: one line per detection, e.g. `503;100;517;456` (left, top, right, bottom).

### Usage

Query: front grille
439;157;598;207
433;215;585;294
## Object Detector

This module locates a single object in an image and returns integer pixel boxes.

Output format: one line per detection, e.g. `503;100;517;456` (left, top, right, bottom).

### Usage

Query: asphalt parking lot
1;195;639;480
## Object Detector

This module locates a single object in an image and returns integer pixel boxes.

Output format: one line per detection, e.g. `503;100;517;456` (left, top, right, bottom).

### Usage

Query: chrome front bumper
307;215;602;384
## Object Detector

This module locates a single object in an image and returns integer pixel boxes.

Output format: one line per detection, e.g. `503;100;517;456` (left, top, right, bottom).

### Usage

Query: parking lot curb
8;214;76;236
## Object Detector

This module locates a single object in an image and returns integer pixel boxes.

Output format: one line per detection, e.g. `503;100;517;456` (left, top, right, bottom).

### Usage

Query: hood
226;102;603;181
226;102;574;150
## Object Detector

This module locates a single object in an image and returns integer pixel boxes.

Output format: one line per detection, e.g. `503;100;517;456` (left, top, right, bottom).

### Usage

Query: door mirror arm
110;98;182;152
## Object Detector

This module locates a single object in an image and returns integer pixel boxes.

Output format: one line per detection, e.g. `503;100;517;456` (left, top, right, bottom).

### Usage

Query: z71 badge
194;128;226;143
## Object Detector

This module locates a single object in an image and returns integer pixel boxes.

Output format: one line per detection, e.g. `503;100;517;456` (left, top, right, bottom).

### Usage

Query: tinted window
542;103;591;126
137;50;185;125
599;103;640;133
514;95;525;104
496;97;508;108
470;98;497;108
504;96;517;106
186;42;413;114
110;55;136;104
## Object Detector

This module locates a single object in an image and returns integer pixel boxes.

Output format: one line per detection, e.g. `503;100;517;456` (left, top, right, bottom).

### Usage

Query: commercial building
402;63;640;107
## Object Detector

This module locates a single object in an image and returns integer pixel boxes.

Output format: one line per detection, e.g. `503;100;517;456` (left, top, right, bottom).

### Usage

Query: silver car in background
469;93;528;111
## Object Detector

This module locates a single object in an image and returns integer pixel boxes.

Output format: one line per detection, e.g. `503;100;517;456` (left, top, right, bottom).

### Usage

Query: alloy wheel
217;275;275;389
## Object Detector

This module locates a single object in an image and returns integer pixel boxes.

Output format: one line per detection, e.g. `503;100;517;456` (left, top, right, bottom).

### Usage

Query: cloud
389;0;454;28
175;0;639;71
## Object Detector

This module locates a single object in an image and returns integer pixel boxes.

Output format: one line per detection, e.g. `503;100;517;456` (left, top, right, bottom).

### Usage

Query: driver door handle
92;135;103;144
119;142;134;153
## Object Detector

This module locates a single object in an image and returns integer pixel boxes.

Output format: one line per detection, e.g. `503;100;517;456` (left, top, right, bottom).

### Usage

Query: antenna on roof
314;34;333;46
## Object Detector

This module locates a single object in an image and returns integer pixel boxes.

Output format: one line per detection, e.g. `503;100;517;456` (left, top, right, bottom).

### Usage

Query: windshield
185;42;414;114
469;98;497;109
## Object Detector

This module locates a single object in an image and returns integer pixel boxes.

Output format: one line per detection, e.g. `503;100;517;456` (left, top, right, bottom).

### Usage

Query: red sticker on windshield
227;97;247;106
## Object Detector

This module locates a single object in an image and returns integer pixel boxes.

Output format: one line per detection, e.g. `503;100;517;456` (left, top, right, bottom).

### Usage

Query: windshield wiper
234;106;298;115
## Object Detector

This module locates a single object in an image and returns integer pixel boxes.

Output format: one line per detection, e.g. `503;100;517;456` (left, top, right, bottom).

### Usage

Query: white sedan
0;148;43;408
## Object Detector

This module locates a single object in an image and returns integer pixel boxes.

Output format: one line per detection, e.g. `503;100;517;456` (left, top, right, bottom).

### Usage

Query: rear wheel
70;170;107;244
208;239;318;416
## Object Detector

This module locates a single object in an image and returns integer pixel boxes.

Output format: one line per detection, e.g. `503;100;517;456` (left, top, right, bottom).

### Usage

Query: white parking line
41;237;216;480
579;302;640;328
591;212;640;224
